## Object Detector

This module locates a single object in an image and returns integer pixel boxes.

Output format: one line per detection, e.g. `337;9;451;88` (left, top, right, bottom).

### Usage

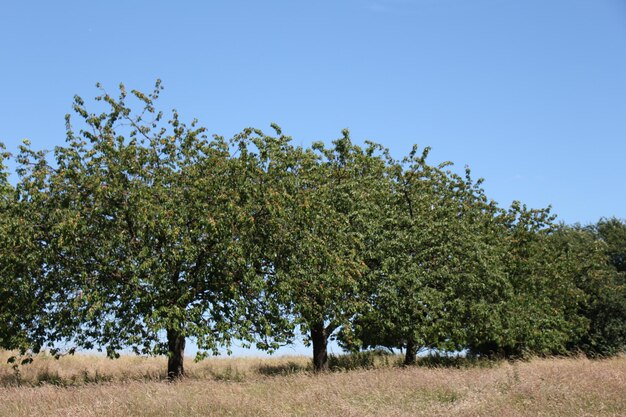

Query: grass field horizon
1;351;624;416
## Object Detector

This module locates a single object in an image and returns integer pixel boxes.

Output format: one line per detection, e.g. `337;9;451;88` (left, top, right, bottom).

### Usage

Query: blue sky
2;0;625;356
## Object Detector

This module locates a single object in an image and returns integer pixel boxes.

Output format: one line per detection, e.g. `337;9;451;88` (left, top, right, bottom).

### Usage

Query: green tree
0;142;51;355
555;223;626;356
32;82;281;379
589;218;626;355
467;204;587;358
0;143;32;352
595;218;626;273
264;131;388;371
343;147;507;364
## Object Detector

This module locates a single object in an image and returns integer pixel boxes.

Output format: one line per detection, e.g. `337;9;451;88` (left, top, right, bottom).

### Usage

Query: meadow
0;352;624;417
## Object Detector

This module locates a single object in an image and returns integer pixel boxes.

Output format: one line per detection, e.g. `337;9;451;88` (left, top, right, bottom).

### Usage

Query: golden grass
1;352;624;417
0;351;315;385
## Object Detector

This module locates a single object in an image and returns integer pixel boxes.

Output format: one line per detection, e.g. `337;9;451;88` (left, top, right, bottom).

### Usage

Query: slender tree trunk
311;322;329;372
167;329;186;380
404;338;417;366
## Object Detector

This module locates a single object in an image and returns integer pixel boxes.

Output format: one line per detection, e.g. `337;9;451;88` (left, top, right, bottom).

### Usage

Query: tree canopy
1;82;624;377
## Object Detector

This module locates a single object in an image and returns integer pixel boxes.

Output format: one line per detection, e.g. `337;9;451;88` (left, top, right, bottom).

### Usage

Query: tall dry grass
0;350;315;385
1;352;624;417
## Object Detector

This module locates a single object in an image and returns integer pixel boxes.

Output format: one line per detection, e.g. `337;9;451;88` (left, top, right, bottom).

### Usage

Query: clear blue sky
1;0;625;356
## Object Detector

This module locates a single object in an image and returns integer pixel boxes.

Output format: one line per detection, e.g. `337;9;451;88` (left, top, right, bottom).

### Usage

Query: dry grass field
0;351;624;417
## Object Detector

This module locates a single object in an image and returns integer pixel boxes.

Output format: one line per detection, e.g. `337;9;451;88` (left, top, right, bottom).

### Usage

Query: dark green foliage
1;81;623;376
467;204;587;358
553;223;626;357
257;361;309;376
6;82;290;378
0;145;31;351
416;353;499;369
595;218;626;273
258;130;390;371
328;350;397;371
342;146;508;365
0;142;55;354
467;216;626;359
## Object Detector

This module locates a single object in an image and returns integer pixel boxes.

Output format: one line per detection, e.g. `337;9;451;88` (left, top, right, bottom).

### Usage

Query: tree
343;146;508;364
555;222;626;356
595;218;626;274
0;142;55;356
587;218;626;355
466;204;588;358
263;131;388;371
30;82;280;379
0;143;32;352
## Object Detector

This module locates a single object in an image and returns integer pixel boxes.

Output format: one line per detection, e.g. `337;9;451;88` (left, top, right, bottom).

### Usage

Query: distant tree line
1;82;624;379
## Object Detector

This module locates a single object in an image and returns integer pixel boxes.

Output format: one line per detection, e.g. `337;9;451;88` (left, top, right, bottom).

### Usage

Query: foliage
554;223;626;356
1;81;623;376
585;218;626;355
0;141;55;355
467;204;587;358
11;82;287;378
262;131;390;370
595;217;626;273
342;146;508;364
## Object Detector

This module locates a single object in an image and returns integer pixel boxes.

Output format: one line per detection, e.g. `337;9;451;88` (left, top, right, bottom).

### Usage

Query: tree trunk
311;322;329;372
404;338;417;366
167;329;186;380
